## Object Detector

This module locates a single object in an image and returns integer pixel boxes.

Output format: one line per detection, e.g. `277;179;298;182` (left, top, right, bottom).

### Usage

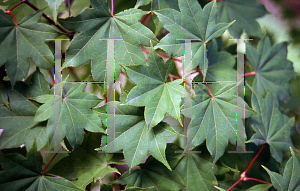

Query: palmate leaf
49;132;126;190
58;0;158;82
31;84;105;148
181;83;255;163
122;44;186;130
114;156;185;191
154;0;234;79
0;143;82;191
262;148;300;191
246;92;295;164
0;9;60;87
217;0;267;38
246;35;294;100
94;101;182;171
0;70;51;151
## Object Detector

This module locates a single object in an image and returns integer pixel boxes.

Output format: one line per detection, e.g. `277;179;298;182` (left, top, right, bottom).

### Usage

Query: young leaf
0;10;61;87
181;83;255;163
32;84;105;148
246;35;294;100
58;0;158;81
217;0;267;37
154;0;234;79
247;92;295;164
0;143;82;191
94;101;182;171
262;147;300;191
122;45;186;130
49;132;125;190
114;156;185;190
45;0;64;23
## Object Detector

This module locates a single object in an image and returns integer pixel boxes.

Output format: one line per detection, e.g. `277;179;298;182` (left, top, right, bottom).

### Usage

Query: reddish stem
227;178;242;191
156;31;169;39
41;140;68;175
111;0;114;16
243;177;272;185
242;71;256;76
243;143;266;174
196;67;213;97
144;12;152;27
9;0;26;11
4;10;18;26
140;13;149;23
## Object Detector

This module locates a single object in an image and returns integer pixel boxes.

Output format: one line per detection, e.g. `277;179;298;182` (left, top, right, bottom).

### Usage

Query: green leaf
0;70;51;150
193;39;236;82
246;35;294;100
94;101;182;171
49;132;125;189
32;84;105;148
217;0;267;37
0;10;60;86
173;150;218;190
247;92;295;164
0;143;82;191
59;0;158;81
154;0;234;79
0;85;9;107
122;45;186;130
181;83;255;163
262;147;300;191
114;156;185;191
45;0;64;23
120;84;129;104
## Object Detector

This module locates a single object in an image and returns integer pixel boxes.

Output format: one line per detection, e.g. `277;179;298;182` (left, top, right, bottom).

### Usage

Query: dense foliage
0;0;300;190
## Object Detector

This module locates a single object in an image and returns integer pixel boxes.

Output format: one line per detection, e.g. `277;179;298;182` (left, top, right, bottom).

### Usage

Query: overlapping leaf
122;45;186;130
262;148;300;191
31;84;105;148
193;39;236;82
217;0;267;37
154;0;234;79
114;156;185;191
59;0;158;81
94;101;182;171
246;35;294;100
45;0;64;22
0;143;82;191
181;83;255;163
49;132;125;190
0;70;51;150
0;10;60;86
246;92;295;164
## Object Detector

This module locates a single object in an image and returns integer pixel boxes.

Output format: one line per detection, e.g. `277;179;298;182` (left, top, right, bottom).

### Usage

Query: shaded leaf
45;0;64;22
0;10;60;86
262;147;300;191
0;143;82;191
247;92;295;164
246;35;294;100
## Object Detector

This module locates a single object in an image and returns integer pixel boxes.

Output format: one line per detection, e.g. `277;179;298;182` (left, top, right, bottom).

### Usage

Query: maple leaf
58;0;158;81
262;147;300;191
0;143;82;191
154;0;234;79
114;156;185;191
49;132;125;190
246;92;295;164
31;84;105;148
121;44;186;130
181;83;255;163
0;10;61;86
217;0;267;38
246;35;294;100
0;70;52;151
94;101;182;171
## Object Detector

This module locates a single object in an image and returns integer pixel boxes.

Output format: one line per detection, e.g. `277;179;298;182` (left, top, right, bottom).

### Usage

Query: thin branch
242;71;256;76
41;140;68;175
227;179;242;191
111;0;114;16
196;66;213;97
243;177;271;185
9;0;26;11
243;143;266;175
144;12;152;27
4;11;17;26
